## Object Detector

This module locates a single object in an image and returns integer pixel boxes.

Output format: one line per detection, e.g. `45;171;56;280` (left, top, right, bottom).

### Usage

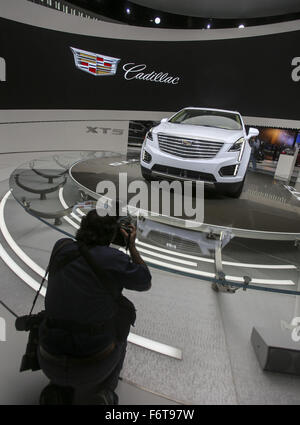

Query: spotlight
206;24;211;29
126;8;131;15
238;24;245;28
154;17;161;25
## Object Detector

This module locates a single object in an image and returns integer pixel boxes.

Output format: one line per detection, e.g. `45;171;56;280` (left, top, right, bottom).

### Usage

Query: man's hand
120;225;146;265
120;224;136;248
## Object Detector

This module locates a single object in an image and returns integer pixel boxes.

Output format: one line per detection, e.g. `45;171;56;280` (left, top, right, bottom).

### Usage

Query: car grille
158;133;223;159
147;231;201;255
151;164;216;182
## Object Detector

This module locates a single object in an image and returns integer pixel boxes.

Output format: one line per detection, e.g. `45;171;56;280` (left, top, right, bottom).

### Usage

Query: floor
0;304;178;405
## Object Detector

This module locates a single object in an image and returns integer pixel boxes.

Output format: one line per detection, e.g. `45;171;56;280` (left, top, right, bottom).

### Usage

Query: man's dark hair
76;210;118;246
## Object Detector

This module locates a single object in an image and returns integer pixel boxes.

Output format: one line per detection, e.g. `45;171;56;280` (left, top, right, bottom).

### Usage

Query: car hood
153;122;244;144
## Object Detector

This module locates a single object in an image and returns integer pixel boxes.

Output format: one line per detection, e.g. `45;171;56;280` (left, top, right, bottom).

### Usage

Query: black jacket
40;238;151;356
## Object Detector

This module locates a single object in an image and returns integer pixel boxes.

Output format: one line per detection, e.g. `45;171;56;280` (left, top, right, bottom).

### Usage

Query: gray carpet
122;268;237;404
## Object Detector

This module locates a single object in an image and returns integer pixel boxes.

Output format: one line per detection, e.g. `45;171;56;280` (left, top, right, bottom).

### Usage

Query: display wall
0;120;129;154
0;16;299;120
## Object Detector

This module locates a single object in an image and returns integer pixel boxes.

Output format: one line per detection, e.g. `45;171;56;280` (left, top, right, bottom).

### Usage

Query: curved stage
8;150;300;296
70;152;300;241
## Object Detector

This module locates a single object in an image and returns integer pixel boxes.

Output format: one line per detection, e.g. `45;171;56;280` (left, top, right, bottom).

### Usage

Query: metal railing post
212;231;236;293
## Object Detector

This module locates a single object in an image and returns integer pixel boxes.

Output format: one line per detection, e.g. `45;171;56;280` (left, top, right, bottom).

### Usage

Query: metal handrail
21;200;74;226
14;173;67;200
30;160;68;183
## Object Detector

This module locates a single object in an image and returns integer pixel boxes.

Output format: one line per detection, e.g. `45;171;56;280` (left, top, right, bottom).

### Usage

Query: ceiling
130;0;300;19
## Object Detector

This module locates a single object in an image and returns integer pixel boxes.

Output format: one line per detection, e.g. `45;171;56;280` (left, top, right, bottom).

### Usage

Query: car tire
215;178;245;198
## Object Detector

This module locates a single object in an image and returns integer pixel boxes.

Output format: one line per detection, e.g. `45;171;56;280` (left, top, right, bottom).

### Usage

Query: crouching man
38;210;151;404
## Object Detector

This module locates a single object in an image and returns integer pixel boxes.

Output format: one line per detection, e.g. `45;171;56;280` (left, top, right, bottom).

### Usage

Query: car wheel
215;178;245;198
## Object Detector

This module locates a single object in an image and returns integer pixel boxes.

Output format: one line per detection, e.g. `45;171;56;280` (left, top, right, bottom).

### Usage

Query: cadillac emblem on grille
182;139;193;146
70;47;120;77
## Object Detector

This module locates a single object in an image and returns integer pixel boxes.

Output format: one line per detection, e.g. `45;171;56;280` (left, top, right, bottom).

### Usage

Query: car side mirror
160;118;168;123
247;127;259;139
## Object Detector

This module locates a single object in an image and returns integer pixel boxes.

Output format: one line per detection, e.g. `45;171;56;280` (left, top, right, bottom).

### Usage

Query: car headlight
229;137;245;152
146;128;153;141
228;137;245;162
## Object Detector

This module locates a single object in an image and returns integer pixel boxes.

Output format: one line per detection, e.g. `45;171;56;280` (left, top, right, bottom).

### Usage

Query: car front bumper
140;140;250;184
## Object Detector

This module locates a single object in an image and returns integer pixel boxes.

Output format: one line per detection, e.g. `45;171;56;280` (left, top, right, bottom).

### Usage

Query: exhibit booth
0;0;300;405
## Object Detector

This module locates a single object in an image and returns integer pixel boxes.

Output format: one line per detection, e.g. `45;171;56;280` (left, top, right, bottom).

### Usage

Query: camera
118;216;132;234
15;311;45;332
15;311;45;372
112;215;136;248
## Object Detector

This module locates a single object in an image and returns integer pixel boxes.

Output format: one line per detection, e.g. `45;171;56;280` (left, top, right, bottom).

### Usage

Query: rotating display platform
8;150;300;297
70;152;300;241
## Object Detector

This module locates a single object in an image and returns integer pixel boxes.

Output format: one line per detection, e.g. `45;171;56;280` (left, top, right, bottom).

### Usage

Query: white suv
140;107;259;197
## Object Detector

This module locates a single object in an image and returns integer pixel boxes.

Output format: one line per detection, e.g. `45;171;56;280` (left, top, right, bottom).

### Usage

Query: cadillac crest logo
182;140;193;147
70;47;120;77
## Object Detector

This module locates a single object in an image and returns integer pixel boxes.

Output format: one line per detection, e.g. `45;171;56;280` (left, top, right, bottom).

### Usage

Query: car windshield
169;109;242;130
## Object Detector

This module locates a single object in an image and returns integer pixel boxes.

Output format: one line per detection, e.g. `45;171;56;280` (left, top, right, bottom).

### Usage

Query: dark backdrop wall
0;17;299;120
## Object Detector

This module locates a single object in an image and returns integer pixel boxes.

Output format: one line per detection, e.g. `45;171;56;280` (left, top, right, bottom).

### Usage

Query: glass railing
8;150;300;297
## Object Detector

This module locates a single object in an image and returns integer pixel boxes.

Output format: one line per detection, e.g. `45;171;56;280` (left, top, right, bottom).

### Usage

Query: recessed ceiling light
154;17;161;24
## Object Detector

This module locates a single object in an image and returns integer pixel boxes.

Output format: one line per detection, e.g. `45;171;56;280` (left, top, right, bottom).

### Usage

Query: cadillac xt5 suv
140;107;259;197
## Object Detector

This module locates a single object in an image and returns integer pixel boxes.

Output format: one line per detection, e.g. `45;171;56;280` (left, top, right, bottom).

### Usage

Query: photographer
38;210;151;405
